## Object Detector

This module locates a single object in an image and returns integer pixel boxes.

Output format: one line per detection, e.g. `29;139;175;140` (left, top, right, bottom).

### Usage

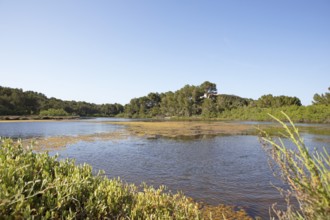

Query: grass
259;112;330;219
107;120;330;142
25;130;129;150
19;120;329;150
106;121;255;139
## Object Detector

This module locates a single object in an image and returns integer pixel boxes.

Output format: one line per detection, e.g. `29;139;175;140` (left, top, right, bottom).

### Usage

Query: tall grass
259;112;330;219
0;138;201;219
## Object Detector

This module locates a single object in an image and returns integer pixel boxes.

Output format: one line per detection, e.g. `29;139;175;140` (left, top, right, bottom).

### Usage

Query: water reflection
1;119;328;218
54;135;324;218
0;120;120;139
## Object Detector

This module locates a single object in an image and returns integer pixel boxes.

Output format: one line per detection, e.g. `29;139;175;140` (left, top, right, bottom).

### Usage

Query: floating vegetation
105;121;255;139
25;130;130;150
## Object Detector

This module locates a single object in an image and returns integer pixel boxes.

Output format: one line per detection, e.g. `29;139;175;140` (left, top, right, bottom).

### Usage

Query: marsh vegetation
0;116;329;219
0;118;330;219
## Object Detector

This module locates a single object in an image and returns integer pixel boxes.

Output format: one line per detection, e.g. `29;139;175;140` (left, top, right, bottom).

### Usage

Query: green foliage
219;105;330;123
2;84;329;123
0;138;201;219
256;94;302;108
260;112;330;219
39;108;70;116
122;82;314;121
124;81;218;118
0;86;124;116
313;87;330;106
216;95;250;112
200;81;217;98
201;98;217;118
0;86;46;115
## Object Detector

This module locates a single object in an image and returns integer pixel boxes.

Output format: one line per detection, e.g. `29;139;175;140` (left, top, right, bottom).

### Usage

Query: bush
39;108;69;117
218;105;330;123
259;112;330;219
0;138;201;219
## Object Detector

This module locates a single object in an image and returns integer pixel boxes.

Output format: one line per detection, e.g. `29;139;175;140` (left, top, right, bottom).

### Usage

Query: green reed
259;112;330;220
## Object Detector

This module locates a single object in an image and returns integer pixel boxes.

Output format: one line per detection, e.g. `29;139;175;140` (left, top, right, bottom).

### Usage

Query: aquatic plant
0;138;201;219
259;112;330;219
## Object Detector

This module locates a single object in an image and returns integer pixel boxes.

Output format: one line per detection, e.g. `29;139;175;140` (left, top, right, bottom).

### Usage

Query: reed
259;112;330;219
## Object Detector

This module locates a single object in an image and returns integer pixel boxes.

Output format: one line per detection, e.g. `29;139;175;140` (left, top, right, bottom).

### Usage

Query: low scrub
0;139;201;219
260;112;330;219
39;108;69;117
219;105;330;123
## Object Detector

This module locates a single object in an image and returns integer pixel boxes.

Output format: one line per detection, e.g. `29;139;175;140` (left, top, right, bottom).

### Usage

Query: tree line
0;86;123;116
121;81;329;123
122;81;309;118
0;83;329;121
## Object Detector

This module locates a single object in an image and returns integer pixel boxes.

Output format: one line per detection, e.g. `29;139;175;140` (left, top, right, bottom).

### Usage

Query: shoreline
0;115;80;122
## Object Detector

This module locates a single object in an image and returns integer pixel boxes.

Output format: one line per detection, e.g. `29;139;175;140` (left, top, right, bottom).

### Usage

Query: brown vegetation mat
24;130;129;150
201;203;253;220
106;121;255;139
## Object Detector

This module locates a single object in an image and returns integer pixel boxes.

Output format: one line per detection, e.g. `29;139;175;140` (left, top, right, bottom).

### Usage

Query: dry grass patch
24;130;129;150
106;121;255;139
201;203;253;220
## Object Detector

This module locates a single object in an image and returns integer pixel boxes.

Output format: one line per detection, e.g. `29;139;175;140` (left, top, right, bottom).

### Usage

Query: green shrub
218;105;330;123
259;112;330;219
39;108;69;117
0;138;201;219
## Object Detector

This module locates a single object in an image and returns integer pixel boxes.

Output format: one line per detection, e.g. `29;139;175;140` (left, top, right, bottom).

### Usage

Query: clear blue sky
1;0;329;105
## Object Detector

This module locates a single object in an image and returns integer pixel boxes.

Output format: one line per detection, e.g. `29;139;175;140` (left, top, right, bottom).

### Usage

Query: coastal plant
0;138;202;219
259;112;330;219
39;108;69;117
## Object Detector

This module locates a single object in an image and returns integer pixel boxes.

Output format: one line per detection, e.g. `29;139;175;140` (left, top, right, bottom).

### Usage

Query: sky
0;0;329;105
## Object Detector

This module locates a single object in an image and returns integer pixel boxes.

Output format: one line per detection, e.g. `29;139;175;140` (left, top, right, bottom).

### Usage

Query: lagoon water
0;119;328;218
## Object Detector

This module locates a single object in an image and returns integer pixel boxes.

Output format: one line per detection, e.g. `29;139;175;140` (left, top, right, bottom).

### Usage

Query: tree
200;81;217;98
257;94;302;108
0;86;123;116
216;95;249;112
201;98;217;118
313;87;330;105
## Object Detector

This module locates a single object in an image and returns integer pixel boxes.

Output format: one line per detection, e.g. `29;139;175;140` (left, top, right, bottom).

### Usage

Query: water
0;119;125;138
0;119;328;218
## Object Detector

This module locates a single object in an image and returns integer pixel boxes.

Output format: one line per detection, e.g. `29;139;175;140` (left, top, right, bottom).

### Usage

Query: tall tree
200;81;217;98
313;87;330;105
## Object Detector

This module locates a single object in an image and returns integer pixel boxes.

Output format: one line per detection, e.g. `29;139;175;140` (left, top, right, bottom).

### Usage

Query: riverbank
0;115;80;122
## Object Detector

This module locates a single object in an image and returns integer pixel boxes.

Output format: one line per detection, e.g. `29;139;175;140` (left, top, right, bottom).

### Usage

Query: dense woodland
0;82;329;122
0;86;123;116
